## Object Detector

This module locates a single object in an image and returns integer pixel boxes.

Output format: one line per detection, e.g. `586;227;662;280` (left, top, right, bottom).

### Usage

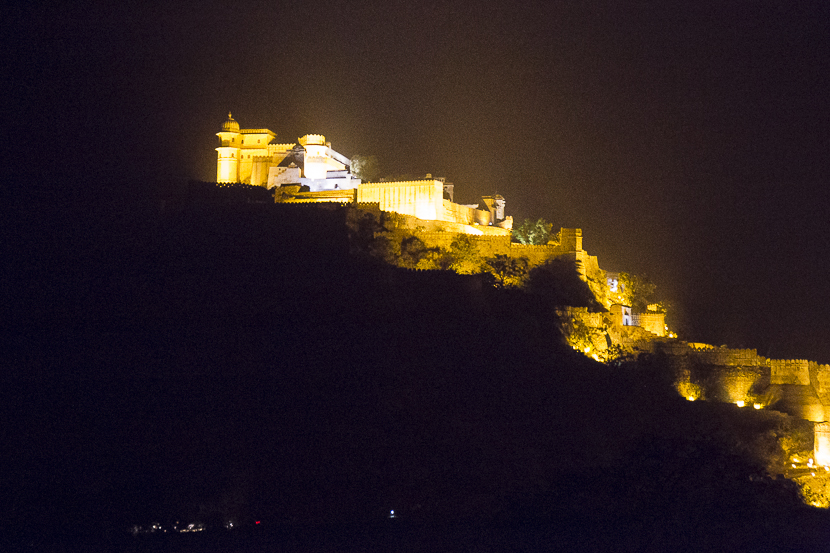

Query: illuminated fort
213;115;669;329
216;113;512;235
215;113;830;481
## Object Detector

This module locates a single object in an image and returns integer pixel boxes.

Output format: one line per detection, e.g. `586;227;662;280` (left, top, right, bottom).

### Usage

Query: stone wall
442;200;477;225
357;179;445;221
276;188;358;204
811;364;830;405
631;312;666;337
416;228;589;270
507;243;564;267
695;347;763;367
815;422;830;465
441;199;494;226
652;341;830;423
771;359;812;386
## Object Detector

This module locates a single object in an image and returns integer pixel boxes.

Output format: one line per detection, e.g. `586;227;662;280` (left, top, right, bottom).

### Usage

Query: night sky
9;1;830;362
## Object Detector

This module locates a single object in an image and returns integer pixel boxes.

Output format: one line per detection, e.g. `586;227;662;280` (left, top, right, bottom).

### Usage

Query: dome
221;112;240;132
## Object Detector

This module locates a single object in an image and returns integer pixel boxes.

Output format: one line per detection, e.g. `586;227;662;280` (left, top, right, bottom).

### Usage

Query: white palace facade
215;113;512;235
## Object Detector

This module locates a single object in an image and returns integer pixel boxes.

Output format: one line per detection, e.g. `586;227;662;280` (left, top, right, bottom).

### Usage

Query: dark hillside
3;188;827;550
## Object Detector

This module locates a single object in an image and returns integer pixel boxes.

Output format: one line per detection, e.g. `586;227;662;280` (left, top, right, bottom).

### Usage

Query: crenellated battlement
298;134;326;146
696;347;761;366
771;359;812;386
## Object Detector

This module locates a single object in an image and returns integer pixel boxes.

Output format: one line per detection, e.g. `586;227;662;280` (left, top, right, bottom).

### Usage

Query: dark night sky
9;1;830;362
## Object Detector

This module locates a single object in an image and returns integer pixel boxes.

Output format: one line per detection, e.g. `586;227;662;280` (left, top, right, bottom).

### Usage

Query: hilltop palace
216;113;511;236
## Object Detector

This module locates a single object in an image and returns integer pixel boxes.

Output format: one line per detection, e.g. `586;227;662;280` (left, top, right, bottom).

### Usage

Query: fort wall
442;199;494;226
695;347;762;367
357;179;444;221
507;243;563;266
815;422;830;465
812;364;830;404
771;359;812;386
631;312;666;337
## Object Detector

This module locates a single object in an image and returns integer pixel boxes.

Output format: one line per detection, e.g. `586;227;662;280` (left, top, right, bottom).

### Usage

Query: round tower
216;112;241;182
299;134;329;180
815;422;830;466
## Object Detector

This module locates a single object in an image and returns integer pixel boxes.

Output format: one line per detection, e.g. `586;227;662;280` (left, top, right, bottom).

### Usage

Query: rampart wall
561;306;605;329
653;341;830;423
507;243;565;266
696;347;763;367
631;312;666;337
815;422;830;465
442;200;492;226
357;180;444;221
771;359;812;386
811;364;830;404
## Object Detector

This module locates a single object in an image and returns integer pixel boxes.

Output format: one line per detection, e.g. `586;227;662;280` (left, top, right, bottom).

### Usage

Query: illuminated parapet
815;422;830;466
357;179;444;221
298;134;326;146
238;129;276;183
695;348;761;367
442;200;498;226
813;364;830;404
559;228;583;252
771;359;811;386
631;311;666;337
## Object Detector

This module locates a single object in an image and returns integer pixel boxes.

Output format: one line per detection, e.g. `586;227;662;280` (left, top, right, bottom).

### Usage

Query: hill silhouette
3;184;828;551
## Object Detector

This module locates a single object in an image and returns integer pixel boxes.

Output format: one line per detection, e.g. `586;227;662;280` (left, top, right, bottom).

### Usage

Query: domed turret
216;112;241;183
221;112;240;132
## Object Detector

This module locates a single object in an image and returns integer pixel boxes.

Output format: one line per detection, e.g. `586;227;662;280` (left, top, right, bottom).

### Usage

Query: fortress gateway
216;113;512;235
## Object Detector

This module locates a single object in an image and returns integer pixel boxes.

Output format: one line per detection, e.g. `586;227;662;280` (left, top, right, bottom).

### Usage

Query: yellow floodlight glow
736;400;745;408
753;403;762;410
677;381;701;402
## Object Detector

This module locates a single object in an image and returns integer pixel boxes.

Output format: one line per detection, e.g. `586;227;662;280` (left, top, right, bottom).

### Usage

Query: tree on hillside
399;235;439;269
436;234;483;275
524;257;603;309
512;218;554;245
347;210;385;258
618;272;656;311
350;154;381;182
485;254;529;288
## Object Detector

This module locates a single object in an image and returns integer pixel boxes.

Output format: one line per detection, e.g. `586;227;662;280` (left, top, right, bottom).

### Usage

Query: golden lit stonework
215;114;513;234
